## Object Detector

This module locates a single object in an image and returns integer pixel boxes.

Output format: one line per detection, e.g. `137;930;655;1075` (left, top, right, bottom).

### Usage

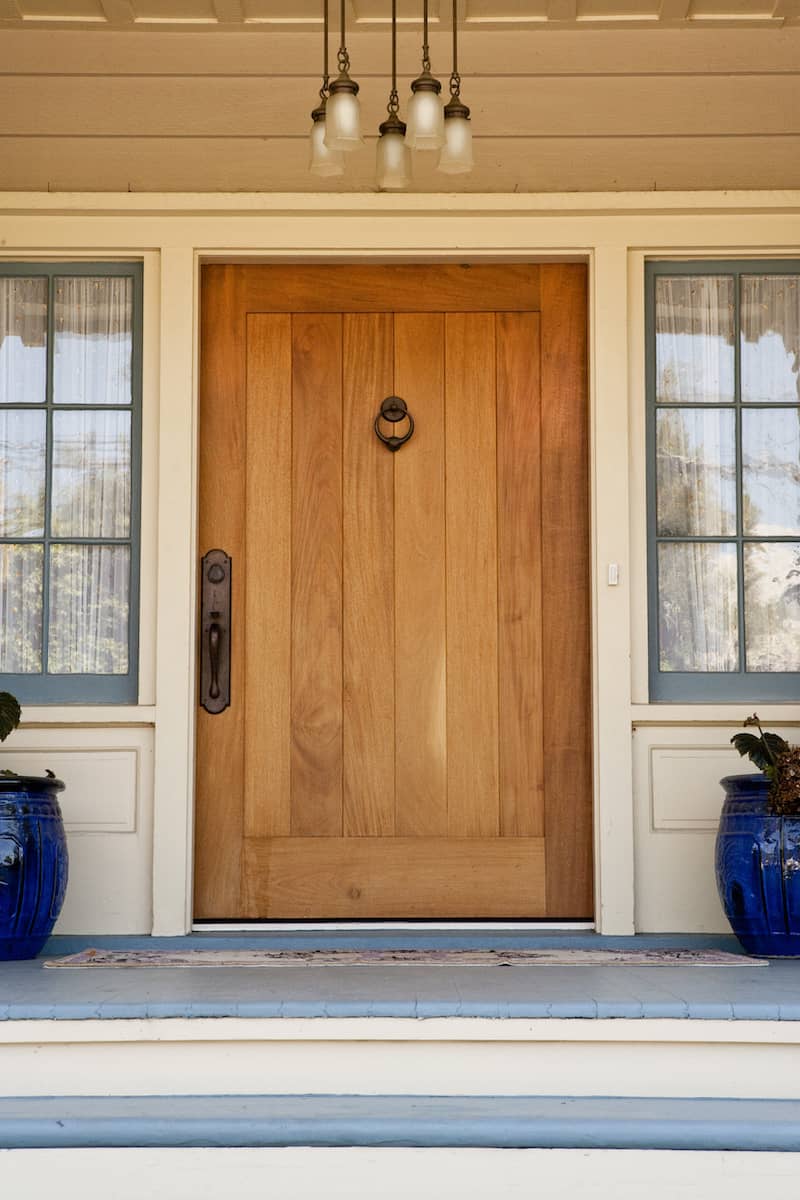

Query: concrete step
3;1094;800;1152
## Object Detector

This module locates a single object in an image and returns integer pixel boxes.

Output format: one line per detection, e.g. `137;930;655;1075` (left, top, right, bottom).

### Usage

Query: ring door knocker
375;396;414;452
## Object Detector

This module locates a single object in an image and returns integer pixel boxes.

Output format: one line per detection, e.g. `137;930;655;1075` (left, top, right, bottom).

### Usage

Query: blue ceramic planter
716;773;800;957
0;776;68;961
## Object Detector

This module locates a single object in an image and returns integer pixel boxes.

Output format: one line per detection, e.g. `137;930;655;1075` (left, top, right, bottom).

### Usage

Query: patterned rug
43;947;766;968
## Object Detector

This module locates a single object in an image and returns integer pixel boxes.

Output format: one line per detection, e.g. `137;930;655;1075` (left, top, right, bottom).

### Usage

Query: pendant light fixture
438;0;473;175
324;0;364;152
376;0;411;190
309;0;345;177
405;0;445;151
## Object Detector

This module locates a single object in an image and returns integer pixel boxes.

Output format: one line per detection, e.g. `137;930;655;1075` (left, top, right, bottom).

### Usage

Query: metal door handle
200;550;231;714
208;621;222;701
375;396;414;452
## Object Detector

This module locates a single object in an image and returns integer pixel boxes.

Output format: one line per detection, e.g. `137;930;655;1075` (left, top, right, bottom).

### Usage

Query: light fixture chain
338;0;350;74
388;0;399;114
422;0;431;73
449;0;460;96
321;0;330;98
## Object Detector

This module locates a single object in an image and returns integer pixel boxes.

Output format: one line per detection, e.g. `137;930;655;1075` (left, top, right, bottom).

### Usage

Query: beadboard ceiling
1;0;798;29
1;3;799;192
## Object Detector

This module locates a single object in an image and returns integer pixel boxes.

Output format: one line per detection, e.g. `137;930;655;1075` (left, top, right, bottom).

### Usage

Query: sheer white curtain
0;544;42;673
0;277;47;405
53;276;132;406
655;276;738;672
656;276;735;405
49;276;132;675
51;410;131;539
741;275;800;404
48;545;129;676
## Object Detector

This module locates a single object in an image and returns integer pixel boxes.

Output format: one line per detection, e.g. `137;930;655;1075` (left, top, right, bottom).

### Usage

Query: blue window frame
0;262;142;704
647;259;800;702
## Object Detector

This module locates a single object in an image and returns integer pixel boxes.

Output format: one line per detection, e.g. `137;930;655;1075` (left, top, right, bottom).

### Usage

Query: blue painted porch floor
3;930;800;1021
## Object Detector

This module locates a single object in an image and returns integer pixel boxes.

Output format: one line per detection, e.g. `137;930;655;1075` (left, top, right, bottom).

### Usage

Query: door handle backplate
200;549;231;715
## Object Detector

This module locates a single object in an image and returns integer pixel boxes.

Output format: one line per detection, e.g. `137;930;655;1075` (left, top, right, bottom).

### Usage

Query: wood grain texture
243;837;547;919
243;313;291;839
196;264;592;920
290;313;344;839
194;264;246;918
243;266;540;315
342;313;395;837
445;313;500;839
497;312;545;839
394;313;448;838
540;263;593;918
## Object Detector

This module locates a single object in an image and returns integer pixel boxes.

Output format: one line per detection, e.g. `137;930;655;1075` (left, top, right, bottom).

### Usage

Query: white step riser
4;1017;800;1100
2;1147;799;1200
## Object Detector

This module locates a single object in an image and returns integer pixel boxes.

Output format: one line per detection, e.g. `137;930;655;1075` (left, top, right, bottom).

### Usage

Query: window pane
53;277;133;406
741;275;800;404
0;544;42;672
0;278;47;405
0;410;46;537
658;542;738;672
743;408;800;535
51;410;131;538
655;276;735;404
744;542;800;672
657;408;736;535
48;544;129;675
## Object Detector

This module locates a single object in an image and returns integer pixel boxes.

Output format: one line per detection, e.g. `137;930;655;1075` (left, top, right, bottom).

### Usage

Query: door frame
154;241;633;936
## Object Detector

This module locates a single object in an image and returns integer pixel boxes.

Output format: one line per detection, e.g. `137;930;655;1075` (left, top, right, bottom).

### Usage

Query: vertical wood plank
540;263;593;917
394;313;447;837
195;265;246;917
243;313;292;838
290;313;343;838
445;312;500;837
497;312;545;838
342;313;395;837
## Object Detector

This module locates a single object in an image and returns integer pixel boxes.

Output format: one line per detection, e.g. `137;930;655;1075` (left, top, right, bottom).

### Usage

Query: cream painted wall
1;190;798;936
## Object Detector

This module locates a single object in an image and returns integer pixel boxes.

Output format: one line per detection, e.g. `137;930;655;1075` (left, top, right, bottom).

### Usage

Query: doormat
43;947;767;968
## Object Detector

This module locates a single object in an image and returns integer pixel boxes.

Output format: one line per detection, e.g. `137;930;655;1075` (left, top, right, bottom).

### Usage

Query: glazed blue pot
0;776;68;961
716;773;800;957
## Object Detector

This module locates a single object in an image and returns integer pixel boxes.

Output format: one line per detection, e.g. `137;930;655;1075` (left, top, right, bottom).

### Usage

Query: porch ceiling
1;2;798;192
1;0;798;31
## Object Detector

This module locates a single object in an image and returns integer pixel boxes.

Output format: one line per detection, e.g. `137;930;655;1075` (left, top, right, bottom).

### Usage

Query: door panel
497;311;545;839
343;313;395;838
243;312;291;841
195;264;592;920
242;838;546;920
393;313;447;838
290;313;343;838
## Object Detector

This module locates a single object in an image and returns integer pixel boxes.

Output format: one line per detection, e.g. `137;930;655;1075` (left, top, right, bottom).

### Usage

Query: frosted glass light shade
438;112;473;175
324;80;364;151
376;128;411;190
309;115;345;177
405;82;444;150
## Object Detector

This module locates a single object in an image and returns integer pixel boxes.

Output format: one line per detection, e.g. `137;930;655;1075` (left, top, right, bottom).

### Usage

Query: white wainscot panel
0;726;154;934
633;723;799;934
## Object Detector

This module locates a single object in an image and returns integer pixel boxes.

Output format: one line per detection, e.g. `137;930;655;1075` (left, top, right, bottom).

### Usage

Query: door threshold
193;922;596;932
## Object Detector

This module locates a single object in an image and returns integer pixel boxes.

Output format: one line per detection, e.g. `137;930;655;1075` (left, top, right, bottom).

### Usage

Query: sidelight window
0;263;142;703
647;260;800;701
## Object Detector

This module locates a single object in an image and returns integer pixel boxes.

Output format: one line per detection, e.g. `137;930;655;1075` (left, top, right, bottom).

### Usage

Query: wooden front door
195;264;592;920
